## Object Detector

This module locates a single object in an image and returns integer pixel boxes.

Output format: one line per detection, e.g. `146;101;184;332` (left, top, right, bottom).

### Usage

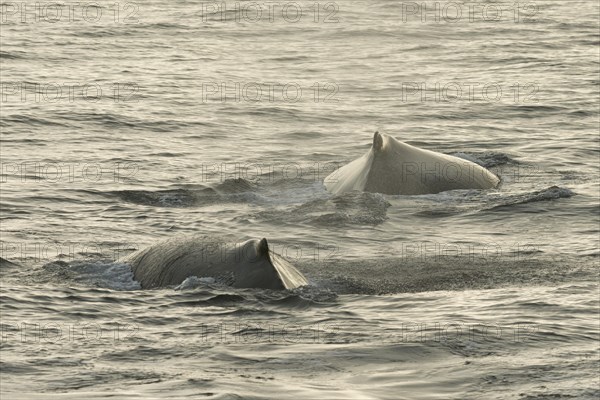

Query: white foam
174;276;216;291
68;260;141;290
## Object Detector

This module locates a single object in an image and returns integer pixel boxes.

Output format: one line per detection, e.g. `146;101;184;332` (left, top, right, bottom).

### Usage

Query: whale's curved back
325;131;500;195
121;236;308;290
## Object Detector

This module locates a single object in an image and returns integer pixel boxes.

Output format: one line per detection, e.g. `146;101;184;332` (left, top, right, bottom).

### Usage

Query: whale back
325;132;500;195
121;236;308;290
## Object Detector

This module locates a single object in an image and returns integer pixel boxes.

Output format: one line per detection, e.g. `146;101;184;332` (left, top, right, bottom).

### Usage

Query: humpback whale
324;132;500;195
121;236;308;290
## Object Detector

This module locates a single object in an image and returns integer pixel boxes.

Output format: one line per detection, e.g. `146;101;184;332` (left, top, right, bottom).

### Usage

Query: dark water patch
56;111;138;128
0;361;41;374
498;104;571;118
46;369;165;392
498;56;552;65
297;256;596;295
26;357;91;368
110;188;207;207
412;109;505;123
520;391;597;399
0;293;59;310
0;114;70;128
255;192;390;226
266;55;312;62
148;151;189;157
331;28;412;39
54;111;183;132
0;257;20;269
73;27;137;38
412;207;466;218
242;106;301;119
486;186;575;211
214;178;256;194
412;186;575;218
138;22;189;30
174;293;247;307
568;109;597;117
0;50;27;59
107;179;257;207
101;345;184;363
451;152;517;168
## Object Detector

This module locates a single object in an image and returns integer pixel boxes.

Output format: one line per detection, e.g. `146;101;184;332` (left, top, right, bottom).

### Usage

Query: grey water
1;0;599;398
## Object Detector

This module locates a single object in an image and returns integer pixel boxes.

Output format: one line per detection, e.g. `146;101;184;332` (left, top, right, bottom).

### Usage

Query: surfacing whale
324;132;500;195
121;236;308;290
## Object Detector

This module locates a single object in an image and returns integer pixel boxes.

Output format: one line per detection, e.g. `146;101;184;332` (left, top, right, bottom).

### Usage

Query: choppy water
1;0;599;398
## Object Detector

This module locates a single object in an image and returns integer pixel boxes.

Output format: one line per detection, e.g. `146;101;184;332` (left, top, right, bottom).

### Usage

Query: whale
120;236;308;290
324;132;500;195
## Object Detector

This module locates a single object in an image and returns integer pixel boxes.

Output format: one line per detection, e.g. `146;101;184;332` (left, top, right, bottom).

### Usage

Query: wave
0;114;70;128
0;50;26;60
485;186;575;211
0;257;19;269
107;178;258;207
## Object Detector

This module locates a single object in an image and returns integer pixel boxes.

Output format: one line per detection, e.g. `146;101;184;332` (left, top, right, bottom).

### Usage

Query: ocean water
1;0;599;398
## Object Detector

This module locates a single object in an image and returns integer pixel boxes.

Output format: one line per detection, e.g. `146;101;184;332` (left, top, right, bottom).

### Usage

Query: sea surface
1;1;599;398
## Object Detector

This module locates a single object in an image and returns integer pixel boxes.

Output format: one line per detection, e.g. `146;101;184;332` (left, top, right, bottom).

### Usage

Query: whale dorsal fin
373;131;384;151
257;238;269;257
258;237;308;289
